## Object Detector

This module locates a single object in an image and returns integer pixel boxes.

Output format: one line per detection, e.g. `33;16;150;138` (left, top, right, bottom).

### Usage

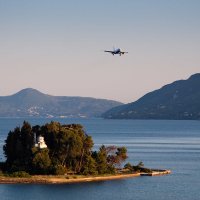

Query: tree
137;161;144;168
31;148;51;174
124;162;133;171
36;122;96;173
41;122;84;171
106;146;128;168
81;155;97;175
115;147;128;167
95;145;108;174
3;127;21;165
3;121;34;171
20;121;34;166
3;121;128;175
77;135;94;173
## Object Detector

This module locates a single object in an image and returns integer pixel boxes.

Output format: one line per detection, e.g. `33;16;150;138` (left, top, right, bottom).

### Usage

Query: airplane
104;48;128;56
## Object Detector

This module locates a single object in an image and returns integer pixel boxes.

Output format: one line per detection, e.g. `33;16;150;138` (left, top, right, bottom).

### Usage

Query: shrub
52;165;67;175
124;162;133;171
9;171;31;178
140;168;152;173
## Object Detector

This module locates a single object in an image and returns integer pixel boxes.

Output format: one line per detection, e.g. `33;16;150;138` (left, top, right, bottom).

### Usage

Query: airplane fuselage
113;48;121;55
104;48;128;56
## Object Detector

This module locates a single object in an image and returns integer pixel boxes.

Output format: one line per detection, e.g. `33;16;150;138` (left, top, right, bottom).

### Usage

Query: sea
0;118;200;200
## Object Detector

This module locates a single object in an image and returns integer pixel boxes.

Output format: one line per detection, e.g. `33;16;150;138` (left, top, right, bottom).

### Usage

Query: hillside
102;73;200;120
0;88;123;118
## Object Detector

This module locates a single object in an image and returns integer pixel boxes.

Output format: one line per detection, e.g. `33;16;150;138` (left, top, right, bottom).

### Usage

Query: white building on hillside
35;135;47;149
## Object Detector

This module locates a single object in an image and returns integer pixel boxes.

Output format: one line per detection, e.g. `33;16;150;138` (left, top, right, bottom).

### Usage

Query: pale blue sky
0;0;200;103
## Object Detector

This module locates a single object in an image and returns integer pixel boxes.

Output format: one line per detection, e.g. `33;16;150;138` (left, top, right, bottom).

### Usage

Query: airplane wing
104;50;113;53
121;51;128;54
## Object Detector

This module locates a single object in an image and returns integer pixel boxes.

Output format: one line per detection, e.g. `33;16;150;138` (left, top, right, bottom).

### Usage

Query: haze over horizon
1;0;200;103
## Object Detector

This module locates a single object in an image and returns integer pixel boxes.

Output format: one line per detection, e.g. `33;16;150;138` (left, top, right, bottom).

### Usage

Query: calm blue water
0;118;200;200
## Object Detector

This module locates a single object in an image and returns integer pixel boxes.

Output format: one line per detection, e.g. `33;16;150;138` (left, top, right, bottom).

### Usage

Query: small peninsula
0;121;170;184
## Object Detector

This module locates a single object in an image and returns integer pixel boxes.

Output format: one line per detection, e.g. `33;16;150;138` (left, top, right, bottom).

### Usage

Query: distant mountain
103;73;200;120
0;88;123;118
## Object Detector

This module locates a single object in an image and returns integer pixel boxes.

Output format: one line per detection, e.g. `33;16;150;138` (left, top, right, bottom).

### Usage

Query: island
0;121;170;184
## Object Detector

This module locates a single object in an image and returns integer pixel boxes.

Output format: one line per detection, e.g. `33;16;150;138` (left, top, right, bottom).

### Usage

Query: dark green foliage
3;121;128;175
95;145;108;174
81;155;97;175
0;162;6;172
31;148;51;174
9;171;31;178
93;145;128;174
41;122;89;172
3;121;34;172
137;161;144;168
140;168;152;173
78;135;94;173
51;164;67;175
115;147;128;167
124;161;152;173
124;162;133;170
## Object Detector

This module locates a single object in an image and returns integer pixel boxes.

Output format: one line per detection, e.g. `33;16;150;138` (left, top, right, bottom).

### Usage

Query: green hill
102;73;200;120
0;88;123;118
